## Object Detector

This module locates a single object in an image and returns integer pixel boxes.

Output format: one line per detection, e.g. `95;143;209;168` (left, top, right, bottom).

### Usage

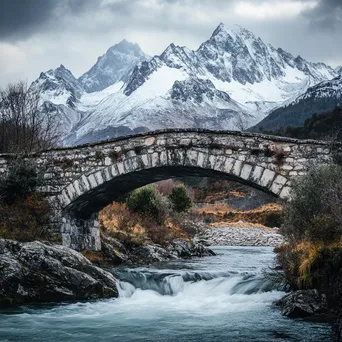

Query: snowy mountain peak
336;66;342;75
31;23;339;146
79;39;148;93
30;64;84;108
107;39;145;57
210;23;257;43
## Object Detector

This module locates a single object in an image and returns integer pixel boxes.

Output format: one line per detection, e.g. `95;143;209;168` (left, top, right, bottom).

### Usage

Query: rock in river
0;239;118;308
276;289;328;318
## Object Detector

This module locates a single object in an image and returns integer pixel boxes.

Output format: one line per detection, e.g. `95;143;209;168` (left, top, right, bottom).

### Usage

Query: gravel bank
197;226;283;247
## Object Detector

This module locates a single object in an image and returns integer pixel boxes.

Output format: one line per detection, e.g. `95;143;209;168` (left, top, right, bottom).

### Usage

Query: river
0;246;334;341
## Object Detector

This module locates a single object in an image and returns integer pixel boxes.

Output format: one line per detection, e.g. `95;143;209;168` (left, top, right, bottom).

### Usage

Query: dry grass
192;202;282;228
276;240;342;289
100;201;189;246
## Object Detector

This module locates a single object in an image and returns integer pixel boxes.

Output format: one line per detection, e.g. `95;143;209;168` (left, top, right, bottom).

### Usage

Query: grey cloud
0;0;97;41
304;0;342;30
0;0;341;87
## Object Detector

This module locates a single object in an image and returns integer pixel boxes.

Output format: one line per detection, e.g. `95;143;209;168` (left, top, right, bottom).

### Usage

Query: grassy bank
275;164;342;332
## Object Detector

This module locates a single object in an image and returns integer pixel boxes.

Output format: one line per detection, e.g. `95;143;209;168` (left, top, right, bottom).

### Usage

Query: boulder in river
129;238;216;264
166;239;216;258
276;289;328;318
0;239;118;308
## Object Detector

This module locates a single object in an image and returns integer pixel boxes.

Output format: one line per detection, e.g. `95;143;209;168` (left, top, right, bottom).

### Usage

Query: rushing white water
0;246;333;342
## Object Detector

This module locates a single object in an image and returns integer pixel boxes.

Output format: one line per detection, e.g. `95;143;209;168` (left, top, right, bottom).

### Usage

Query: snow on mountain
253;75;342;131
31;24;337;146
79;40;148;93
30;64;84;107
29;65;125;137
29;65;85;135
336;66;342;75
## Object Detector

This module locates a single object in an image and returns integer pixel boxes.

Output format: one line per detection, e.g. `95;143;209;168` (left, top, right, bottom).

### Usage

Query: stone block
260;169;275;188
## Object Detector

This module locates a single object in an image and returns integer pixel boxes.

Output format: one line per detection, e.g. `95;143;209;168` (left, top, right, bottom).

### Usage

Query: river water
0;246;333;341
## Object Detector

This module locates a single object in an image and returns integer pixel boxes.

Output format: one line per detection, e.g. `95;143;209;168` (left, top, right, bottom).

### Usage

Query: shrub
0;193;53;241
276;164;342;294
126;185;170;224
281;164;342;244
0;158;56;242
168;184;192;213
142;218;178;246
0;158;38;204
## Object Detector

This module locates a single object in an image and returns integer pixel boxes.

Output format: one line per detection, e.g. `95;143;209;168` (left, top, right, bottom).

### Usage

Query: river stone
128;238;216;264
166;239;216;258
0;239;118;308
277;289;328;318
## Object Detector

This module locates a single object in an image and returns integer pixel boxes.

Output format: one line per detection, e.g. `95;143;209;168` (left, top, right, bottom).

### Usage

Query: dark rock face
0;239;118;308
129;239;216;264
166;239;216;258
276;289;328;318
171;78;230;103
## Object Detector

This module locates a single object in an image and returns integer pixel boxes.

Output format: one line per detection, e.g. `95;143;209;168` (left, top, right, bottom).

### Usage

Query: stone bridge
0;129;339;251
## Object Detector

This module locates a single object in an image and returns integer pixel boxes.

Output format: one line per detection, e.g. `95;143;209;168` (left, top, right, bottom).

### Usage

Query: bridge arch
0;129;337;251
59;145;291;217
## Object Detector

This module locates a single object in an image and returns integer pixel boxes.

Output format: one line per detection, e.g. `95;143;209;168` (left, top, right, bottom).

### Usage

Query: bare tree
0;81;59;153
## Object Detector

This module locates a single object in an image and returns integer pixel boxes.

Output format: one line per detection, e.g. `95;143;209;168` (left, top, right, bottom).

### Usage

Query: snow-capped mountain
79;40;148;93
29;65;85;134
336;66;342;75
253;75;342;131
31;23;338;146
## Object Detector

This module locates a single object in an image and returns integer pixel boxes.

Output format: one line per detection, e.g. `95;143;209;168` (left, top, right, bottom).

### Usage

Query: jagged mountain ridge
79;40;148;93
31;23;338;146
29;65;85;133
336;66;342;75
253;75;342;131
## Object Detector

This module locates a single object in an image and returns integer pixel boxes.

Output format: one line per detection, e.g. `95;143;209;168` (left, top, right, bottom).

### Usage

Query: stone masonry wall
0;129;339;251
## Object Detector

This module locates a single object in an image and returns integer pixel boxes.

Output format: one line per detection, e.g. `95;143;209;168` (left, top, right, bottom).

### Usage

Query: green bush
168;184;192;213
126;185;170;224
281;164;342;244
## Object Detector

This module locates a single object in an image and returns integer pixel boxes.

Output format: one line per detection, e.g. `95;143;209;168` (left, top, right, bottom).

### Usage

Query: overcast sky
0;0;341;87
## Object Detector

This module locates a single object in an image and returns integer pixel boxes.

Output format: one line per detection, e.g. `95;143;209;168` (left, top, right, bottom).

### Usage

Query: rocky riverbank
196;225;283;247
94;234;216;266
0;237;215;308
0;239;118;308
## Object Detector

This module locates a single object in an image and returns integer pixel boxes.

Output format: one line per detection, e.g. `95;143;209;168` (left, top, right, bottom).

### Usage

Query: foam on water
0;246;334;342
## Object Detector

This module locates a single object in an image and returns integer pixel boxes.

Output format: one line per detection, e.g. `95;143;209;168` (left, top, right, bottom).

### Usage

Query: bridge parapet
0;129;339;251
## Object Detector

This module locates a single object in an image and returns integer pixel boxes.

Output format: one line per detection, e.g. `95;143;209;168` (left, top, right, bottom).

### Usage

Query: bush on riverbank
0;159;55;242
101;184;194;246
169;184;192;213
276;164;342;316
126;185;171;225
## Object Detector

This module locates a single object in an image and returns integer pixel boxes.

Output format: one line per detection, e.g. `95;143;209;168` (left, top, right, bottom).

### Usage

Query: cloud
304;0;342;30
0;0;97;41
234;1;317;20
0;0;341;87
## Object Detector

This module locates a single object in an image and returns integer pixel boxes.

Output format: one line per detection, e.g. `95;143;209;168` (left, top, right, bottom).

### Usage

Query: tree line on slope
260;106;342;142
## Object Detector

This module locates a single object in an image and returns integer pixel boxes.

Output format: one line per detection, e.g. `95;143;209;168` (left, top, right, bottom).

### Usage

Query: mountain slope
257;106;342;141
63;23;336;145
252;75;342;131
79;40;148;93
31;24;337;146
29;65;85;134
